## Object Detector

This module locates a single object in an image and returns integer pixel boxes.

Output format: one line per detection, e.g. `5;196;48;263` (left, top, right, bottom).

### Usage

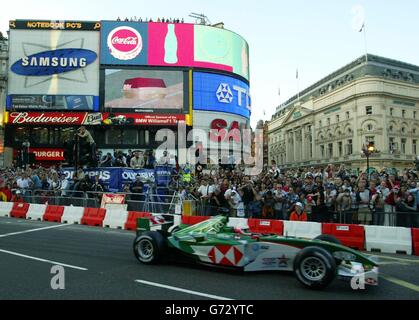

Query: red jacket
290;211;308;222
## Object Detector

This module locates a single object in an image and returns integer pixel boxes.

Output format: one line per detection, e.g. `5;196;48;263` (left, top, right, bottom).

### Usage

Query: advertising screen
100;21;250;81
104;69;187;114
193;72;251;119
7;29;100;111
100;21;148;66
193;25;249;81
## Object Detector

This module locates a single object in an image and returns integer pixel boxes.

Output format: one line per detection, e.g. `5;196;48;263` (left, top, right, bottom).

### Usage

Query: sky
1;0;419;128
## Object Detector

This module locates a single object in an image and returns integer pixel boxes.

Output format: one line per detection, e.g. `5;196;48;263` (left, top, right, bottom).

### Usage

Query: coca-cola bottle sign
107;26;143;61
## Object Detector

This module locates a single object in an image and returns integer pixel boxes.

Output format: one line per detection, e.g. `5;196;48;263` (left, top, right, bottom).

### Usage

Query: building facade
3;20;250;167
268;54;419;172
0;33;8;167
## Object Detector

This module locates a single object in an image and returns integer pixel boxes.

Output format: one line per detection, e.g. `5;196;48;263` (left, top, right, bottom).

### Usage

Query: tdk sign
11;48;97;76
216;83;234;104
194;72;251;119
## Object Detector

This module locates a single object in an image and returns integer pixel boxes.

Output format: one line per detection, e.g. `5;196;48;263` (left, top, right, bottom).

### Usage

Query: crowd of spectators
97;150;175;168
1;156;419;227
182;161;419;228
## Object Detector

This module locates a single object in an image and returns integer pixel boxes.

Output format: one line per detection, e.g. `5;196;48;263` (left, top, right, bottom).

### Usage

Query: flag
296;69;299;79
359;22;365;32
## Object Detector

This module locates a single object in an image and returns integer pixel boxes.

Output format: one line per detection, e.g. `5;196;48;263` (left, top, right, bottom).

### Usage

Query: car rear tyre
294;246;336;290
133;231;166;264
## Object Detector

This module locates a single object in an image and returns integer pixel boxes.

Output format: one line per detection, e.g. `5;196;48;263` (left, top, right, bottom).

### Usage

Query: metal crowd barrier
8;188;419;228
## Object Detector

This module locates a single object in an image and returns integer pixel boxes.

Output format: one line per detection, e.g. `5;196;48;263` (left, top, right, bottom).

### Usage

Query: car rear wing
136;214;175;236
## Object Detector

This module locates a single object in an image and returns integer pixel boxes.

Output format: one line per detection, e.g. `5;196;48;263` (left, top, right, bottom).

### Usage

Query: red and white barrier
364;225;412;255
61;206;85;224
0;202;14;217
103;208;129;229
43;205;65;223
283;221;322;239
26;204;47;221
322;223;365;251
412;229;419;256
1;201;419;256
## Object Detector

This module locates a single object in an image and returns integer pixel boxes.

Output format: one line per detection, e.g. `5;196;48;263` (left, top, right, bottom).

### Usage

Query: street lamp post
362;142;375;182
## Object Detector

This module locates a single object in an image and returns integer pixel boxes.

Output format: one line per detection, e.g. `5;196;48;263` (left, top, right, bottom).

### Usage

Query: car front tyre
133;231;166;264
293;246;336;290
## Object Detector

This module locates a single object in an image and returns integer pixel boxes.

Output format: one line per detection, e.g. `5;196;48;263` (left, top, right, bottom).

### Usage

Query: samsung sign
11;49;97;76
193;72;251;119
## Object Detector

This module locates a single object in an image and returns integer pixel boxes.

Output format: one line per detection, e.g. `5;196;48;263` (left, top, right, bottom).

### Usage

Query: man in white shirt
224;188;243;217
130;152;145;169
197;179;214;216
159;151;171;165
16;172;31;190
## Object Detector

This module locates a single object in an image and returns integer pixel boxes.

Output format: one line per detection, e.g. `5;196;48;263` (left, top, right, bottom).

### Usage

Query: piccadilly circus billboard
100;21;250;81
7;20;101;111
193;72;251;119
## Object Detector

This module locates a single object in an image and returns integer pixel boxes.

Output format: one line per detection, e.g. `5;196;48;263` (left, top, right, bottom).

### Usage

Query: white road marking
376;255;419;264
381;274;419;293
135;280;234;300
0;249;88;271
0;224;70;238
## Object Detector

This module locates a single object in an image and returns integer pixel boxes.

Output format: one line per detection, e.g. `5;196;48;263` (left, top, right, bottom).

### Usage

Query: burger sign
107;26;143;61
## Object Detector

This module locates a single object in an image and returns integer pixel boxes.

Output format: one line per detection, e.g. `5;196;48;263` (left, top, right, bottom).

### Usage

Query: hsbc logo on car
215;83;251;111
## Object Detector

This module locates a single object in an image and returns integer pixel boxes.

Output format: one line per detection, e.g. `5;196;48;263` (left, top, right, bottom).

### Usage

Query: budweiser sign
9;112;82;125
107;26;143;61
6;112;186;126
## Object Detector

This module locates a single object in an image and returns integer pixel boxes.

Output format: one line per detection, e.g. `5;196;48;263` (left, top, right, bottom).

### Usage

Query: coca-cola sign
107;26;143;61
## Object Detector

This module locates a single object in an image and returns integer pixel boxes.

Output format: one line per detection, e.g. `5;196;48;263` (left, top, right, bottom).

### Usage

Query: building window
14;127;30;144
367;124;373;131
413;140;417;155
122;128;138;145
59;128;76;145
389;137;395;151
346;139;353;155
346;111;350;120
32;128;49;144
366;106;373;115
328;143;333;158
338;141;343;157
401;127;407;134
336;115;340;123
414;128;417;135
402;110;406;118
390;108;394;116
320;145;325;158
389;125;393;132
414;111;417;119
327;118;330;126
319;120;322;127
401;138;407;154
106;128;122;145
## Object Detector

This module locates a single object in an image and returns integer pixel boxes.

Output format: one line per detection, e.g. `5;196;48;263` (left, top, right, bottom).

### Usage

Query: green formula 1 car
133;215;379;290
